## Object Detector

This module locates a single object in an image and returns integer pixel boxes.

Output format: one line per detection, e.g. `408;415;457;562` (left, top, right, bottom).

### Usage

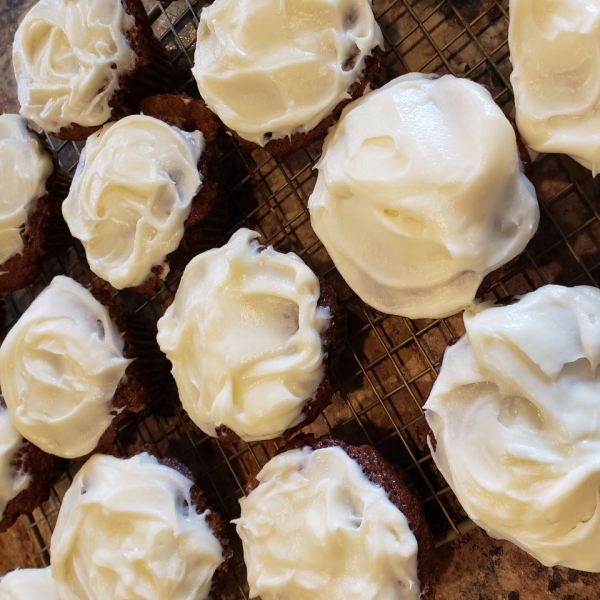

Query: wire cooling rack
3;0;600;597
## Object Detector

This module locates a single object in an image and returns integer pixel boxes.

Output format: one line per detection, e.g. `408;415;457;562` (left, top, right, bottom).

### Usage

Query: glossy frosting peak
425;285;600;571
236;446;420;600
192;0;383;146
0;114;53;265
157;228;330;441
13;0;136;133
0;276;131;458
308;73;539;319
0;568;58;600
509;0;600;174
0;405;30;520
51;453;224;600
63;116;205;289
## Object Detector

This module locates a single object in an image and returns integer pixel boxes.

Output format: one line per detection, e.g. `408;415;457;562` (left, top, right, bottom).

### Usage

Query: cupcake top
0;276;132;459
51;453;224;600
308;73;539;319
0;404;30;520
236;445;420;600
13;0;137;134
0;114;53;266
425;285;600;572
0;568;58;600
509;0;600;174
192;0;383;146
157;228;330;442
63;115;205;289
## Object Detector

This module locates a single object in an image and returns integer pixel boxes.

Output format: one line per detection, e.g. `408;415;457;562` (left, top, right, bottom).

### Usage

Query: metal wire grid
3;0;600;597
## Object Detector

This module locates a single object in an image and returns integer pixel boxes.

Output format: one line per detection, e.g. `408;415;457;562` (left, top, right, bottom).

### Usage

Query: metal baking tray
3;0;600;597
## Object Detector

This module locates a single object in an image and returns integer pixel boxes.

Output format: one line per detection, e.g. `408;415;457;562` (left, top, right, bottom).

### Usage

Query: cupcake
13;0;171;141
0;114;70;293
509;0;600;174
0;396;64;532
0;568;58;599
308;73;540;319
51;452;231;600
192;0;384;154
0;275;159;459
235;434;435;599
63;95;224;296
157;228;341;443
425;285;600;572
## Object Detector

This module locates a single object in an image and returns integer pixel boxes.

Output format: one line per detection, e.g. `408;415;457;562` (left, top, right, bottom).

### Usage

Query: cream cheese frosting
157;228;330;442
63;116;205;289
0;276;132;458
308;73;539;319
13;0;136;134
424;285;600;571
0;568;58;600
235;446;420;600
0;114;53;265
51;453;224;600
192;0;384;146
509;0;600;174
0;405;30;520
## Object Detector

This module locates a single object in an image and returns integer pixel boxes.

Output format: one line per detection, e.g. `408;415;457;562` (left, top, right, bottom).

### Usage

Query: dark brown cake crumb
251;434;437;598
215;275;344;444
0;396;66;533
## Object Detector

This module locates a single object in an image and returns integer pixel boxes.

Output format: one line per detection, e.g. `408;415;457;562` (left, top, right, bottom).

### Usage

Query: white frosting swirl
309;73;539;319
509;0;600;174
51;453;224;600
0;405;30;520
424;285;600;571
13;0;136;133
0;276;132;458
192;0;384;146
235;446;420;600
157;228;330;442
0;568;58;600
63;116;205;289
0;114;53;265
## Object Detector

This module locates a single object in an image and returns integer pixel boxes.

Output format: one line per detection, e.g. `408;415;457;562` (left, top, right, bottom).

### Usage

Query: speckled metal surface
1;1;600;599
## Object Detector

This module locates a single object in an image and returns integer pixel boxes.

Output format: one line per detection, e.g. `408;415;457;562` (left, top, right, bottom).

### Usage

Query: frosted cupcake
0;568;57;600
0;114;70;293
309;73;540;319
236;435;435;599
509;0;600;174
0;276;159;459
51;453;230;600
63;96;224;295
13;0;170;140
192;0;384;154
157;229;341;442
425;285;600;572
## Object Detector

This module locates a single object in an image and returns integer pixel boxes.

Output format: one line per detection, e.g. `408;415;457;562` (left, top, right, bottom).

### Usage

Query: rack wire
3;0;600;597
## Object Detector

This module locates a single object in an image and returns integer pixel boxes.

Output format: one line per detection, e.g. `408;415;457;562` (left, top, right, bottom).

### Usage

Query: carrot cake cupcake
13;0;170;140
51;452;230;600
236;434;435;599
192;0;384;154
0;276;157;459
157;228;340;442
0;568;58;599
0;114;70;293
509;0;600;174
0;397;64;532
63;97;224;295
425;285;600;572
308;73;540;319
